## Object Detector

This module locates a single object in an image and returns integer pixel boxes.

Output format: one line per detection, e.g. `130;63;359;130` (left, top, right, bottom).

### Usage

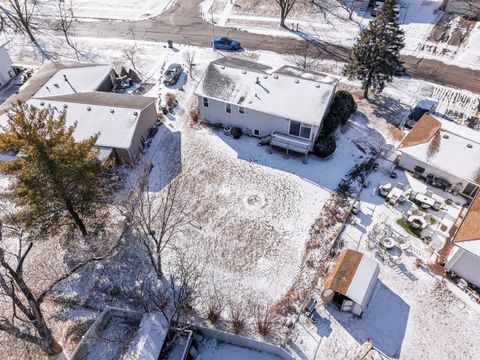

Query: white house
445;193;480;287
0;41;16;90
397;113;480;199
0;61;157;164
322;249;379;316
195;57;337;154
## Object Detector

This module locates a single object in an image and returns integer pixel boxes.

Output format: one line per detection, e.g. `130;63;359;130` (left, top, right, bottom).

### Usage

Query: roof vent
467;144;473;148
294;79;299;84
110;109;115;113
40;102;45;106
63;104;68;109
63;74;68;81
54;83;59;88
315;84;320;88
273;74;279;79
133;111;138;116
87;107;91;111
443;134;449;139
263;75;268;79
242;70;247;74
221;65;225;69
255;77;260;84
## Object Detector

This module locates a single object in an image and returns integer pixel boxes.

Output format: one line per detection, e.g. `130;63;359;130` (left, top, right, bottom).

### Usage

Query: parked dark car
211;37;241;51
163;63;183;86
394;62;407;77
404;99;438;129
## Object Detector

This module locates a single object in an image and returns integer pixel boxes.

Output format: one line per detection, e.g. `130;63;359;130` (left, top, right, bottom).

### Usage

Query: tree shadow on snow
147;124;183;192
327;280;409;358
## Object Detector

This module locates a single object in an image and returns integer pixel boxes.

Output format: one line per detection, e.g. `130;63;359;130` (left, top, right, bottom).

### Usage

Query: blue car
211;37;241;51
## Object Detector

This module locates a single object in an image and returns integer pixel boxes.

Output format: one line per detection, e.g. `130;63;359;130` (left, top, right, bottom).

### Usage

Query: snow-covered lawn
37;0;177;20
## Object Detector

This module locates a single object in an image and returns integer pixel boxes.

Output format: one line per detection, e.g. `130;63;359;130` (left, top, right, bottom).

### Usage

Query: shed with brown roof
322;249;379;316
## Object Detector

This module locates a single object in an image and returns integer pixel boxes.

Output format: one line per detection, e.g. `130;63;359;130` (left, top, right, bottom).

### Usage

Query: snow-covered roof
324;249;379;307
34;65;113;98
22;97;149;149
399;114;480;184
195;57;337;127
0;61;156;151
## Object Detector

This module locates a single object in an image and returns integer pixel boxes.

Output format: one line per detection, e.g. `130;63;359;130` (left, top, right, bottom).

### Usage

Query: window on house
239;106;245;114
203;97;209;107
300;126;311;139
289;121;312;139
253;129;260;136
463;183;478;198
226;103;232;114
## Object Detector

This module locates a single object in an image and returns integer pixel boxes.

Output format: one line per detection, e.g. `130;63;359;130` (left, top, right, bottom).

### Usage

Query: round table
381;237;395;249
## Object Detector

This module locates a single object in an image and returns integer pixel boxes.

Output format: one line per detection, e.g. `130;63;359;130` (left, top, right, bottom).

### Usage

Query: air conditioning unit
224;126;232;136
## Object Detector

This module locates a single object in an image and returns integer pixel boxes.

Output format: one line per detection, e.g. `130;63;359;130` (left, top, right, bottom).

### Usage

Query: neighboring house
397;113;480;199
445;193;480;288
195;57;337;154
0;61;157;164
322;249;379;316
0;41;16;91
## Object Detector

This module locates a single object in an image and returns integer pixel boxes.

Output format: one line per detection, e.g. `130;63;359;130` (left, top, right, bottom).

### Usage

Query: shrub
254;304;278;338
165;93;176;108
321;90;357;135
313;135;336;158
206;298;223;324
190;106;200;123
231;127;243;139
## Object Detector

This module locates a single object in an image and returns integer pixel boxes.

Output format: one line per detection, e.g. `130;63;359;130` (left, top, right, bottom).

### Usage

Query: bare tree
275;0;298;28
134;168;199;279
183;50;196;79
0;210;62;355
336;0;356;20
286;39;319;70
1;0;39;44
463;0;480;17
56;0;79;59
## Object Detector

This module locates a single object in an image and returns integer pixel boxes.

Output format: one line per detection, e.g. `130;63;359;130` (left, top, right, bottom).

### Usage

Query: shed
322;249;379;316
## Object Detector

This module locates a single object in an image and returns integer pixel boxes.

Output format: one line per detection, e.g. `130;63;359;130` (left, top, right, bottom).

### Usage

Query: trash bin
167;40;173;48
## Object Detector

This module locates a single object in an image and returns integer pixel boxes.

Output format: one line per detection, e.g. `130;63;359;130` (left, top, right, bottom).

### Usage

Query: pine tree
0;102;104;238
343;0;405;99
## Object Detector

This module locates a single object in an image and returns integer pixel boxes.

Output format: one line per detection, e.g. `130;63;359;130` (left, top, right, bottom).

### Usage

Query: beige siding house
0;61;157;164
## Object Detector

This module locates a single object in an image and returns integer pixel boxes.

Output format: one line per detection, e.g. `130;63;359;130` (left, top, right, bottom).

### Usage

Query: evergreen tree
0;102;104;238
343;0;405;99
